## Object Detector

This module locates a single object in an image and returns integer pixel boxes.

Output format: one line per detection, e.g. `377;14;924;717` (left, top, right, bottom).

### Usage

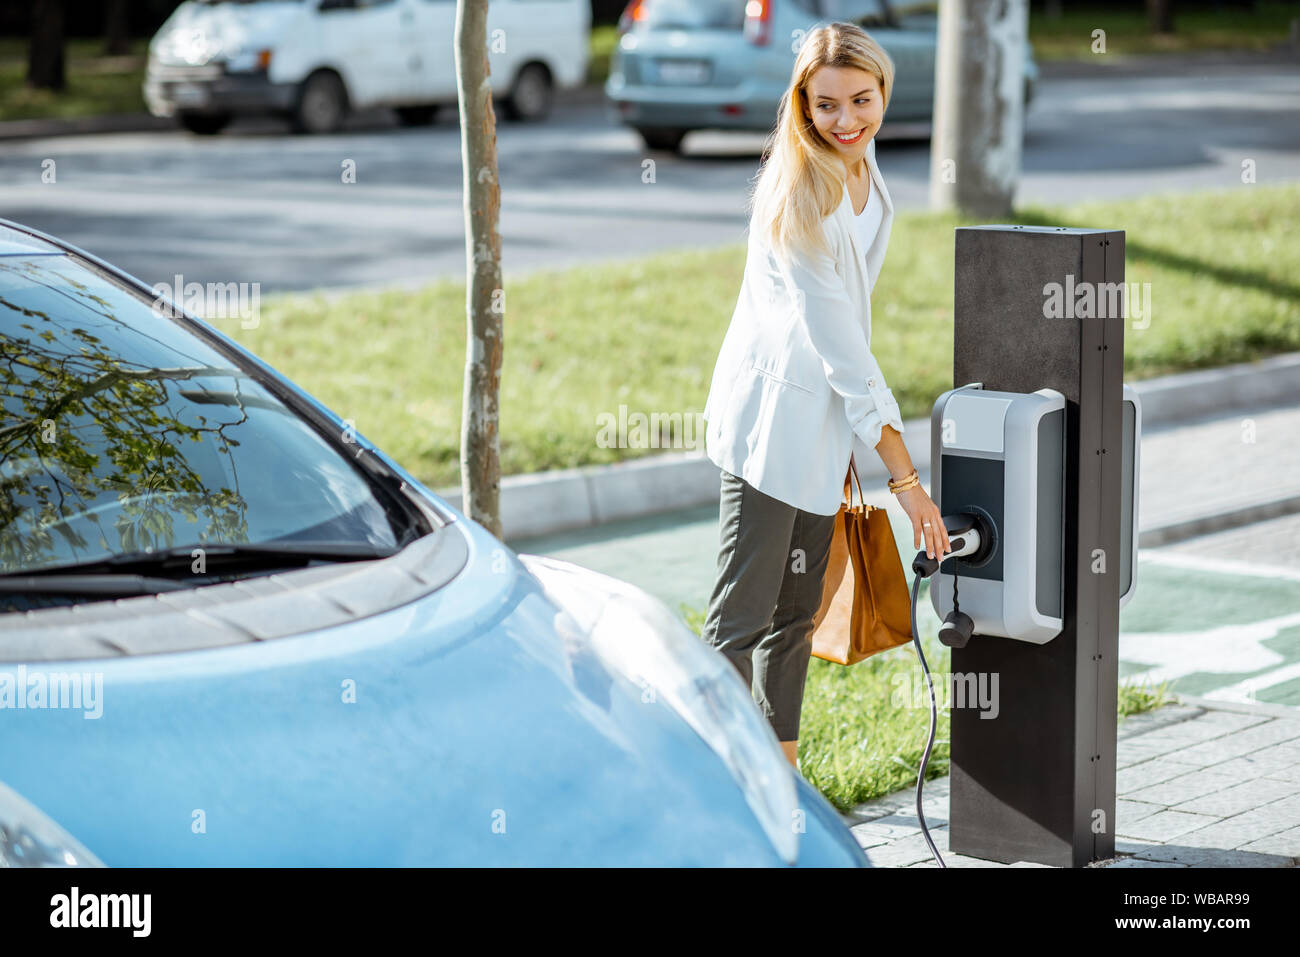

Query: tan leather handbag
810;457;914;665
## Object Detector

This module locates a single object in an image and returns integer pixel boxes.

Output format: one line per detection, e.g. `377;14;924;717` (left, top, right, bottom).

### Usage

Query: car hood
0;514;863;866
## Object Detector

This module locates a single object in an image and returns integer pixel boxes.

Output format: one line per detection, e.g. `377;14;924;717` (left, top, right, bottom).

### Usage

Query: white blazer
703;137;905;517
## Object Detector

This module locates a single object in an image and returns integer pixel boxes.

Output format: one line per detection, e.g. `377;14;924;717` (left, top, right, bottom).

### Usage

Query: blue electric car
0;219;868;867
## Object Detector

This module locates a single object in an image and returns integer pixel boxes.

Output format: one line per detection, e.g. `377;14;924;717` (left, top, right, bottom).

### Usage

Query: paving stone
1117;758;1205;794
1117;748;1171;769
1214;750;1299;778
846;799;908;821
852;833;892;851
1161;738;1264;765
925;853;1012;868
1116;809;1222;842
850;815;922;844
1170;776;1297;817
861;830;949;867
1117;706;1203;738
1104;857;1190;868
1115;838;1163;854
1117;741;1192;767
1189;710;1277;733
1126;844;1293;867
1117;798;1166;826
904;858;1013;868
1120;712;1268;751
1265;764;1300;783
918;777;951;796
1138;768;1244;806
1174;720;1300;765
1237;825;1300;859
1176;809;1296;850
918;804;949;825
1251;738;1300;767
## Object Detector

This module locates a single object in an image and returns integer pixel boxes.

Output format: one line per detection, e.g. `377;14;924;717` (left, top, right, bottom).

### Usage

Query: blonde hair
747;22;894;264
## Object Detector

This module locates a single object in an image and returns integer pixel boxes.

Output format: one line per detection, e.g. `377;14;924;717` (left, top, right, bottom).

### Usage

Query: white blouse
852;178;883;287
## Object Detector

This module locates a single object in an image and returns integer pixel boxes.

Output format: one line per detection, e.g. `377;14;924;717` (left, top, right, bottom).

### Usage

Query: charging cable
907;511;989;868
907;569;946;868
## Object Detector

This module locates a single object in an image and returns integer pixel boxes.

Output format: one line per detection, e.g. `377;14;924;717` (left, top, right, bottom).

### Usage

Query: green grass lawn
230;182;1300;492
1028;1;1298;60
680;603;1173;812
0;38;148;121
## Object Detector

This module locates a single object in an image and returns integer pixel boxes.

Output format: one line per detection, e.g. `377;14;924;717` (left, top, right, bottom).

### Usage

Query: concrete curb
1034;45;1298;80
436;350;1300;540
1171;693;1300;721
1134;351;1300;426
1140;492;1300;548
0;113;175;141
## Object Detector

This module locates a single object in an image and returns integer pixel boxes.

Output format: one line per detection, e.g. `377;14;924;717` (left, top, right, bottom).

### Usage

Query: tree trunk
929;0;1028;218
104;0;131;56
27;0;66;92
455;0;504;539
1147;0;1175;35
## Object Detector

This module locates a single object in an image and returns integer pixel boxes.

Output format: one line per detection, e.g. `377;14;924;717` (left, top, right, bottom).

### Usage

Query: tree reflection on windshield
0;255;400;575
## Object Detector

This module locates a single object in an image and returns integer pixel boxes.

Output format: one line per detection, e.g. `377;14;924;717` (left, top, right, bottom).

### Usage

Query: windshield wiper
0;574;194;597
2;541;398;581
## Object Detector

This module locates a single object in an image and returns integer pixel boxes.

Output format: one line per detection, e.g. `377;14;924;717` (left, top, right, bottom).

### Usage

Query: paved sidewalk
841;697;1300;868
1137;401;1300;545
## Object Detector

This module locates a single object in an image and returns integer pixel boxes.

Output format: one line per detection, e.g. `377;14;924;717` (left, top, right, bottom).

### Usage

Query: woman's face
805;65;883;168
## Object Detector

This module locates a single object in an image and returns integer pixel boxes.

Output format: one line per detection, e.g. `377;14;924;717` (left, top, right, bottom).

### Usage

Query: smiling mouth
832;128;865;145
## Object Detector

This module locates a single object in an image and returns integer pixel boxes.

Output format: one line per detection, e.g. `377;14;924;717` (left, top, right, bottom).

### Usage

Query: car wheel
292;71;348;134
503;63;553;121
395;105;439;126
177;112;232;135
637;127;687;154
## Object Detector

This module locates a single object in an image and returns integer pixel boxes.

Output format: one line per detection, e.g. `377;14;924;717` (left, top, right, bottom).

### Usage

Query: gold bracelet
888;468;920;494
887;467;917;489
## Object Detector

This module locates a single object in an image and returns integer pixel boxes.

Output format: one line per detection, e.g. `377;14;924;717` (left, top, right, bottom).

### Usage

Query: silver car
606;0;1038;153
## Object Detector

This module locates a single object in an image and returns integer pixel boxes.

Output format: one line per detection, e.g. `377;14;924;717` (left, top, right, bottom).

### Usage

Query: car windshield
637;0;748;31
820;1;896;27
0;253;411;575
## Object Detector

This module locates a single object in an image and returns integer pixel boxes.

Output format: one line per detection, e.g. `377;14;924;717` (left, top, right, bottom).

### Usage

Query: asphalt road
0;51;1296;295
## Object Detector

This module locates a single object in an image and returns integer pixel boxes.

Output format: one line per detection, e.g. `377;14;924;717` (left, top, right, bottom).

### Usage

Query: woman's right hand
895;485;952;560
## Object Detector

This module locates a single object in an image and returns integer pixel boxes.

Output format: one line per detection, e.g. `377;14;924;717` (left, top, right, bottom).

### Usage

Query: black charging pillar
945;226;1125;867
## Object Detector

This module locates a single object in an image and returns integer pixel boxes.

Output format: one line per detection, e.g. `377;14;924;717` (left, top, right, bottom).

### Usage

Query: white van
144;0;590;134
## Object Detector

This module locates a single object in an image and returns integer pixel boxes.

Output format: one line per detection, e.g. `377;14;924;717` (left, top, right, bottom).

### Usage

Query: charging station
915;225;1140;867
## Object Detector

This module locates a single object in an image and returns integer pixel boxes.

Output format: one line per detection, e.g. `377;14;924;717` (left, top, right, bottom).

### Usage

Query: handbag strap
844;457;870;511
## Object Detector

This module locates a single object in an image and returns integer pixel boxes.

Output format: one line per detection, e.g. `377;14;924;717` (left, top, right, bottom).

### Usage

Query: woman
700;22;952;770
